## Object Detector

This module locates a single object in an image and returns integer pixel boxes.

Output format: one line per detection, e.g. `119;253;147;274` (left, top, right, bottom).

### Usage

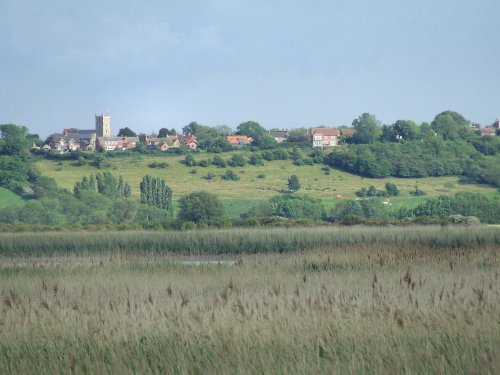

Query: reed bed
0;243;498;374
1;225;500;256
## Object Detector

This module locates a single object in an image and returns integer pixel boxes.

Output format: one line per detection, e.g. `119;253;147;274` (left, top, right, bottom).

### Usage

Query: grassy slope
36;151;500;217
0;187;24;210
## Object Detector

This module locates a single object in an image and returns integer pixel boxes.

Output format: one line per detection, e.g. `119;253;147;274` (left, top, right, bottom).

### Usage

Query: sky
1;0;499;138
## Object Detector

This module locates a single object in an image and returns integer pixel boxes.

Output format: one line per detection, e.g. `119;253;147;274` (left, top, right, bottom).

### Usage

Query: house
167;135;181;148
479;128;496;137
97;136;139;151
311;128;340;147
269;129;289;143
50;133;81;152
226;135;252;147
183;134;198;150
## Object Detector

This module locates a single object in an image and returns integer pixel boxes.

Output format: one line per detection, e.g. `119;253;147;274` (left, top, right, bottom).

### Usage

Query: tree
139;175;173;215
288;175;301;192
431;111;470;140
351;113;381;144
182;122;202;135
382;120;419;142
178;191;225;225
158;128;177;137
236;121;266;140
252;134;276;150
288;128;310;145
117;127;137;137
214;125;233;136
0;124;31;156
384;182;400;196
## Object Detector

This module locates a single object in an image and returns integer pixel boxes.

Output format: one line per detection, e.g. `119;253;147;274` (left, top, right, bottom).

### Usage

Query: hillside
0;187;25;210
35;151;499;217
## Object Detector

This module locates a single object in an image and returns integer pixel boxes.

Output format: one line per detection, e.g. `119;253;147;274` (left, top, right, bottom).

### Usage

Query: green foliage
410;186;427;196
384;182;400;196
287;128;310;145
148;161;169;169
382;120;419;142
324;138;490;182
139;175;173;214
236;121;266;140
249;154;264;166
351;113;382;144
431;111;470;140
94;154;110;169
413;192;500;223
252;134;276;150
178;191;225;225
228;154;246;167
74;173;130;199
330;198;389;223
117;127;137;137
184;153;197;166
221;170;240;181
245;195;324;221
288;175;301;192
158;128;176;137
0;124;31;156
212;155;227;168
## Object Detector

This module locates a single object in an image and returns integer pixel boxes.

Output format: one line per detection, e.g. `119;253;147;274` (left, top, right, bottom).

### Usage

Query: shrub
178;191;225;225
221;170;240;181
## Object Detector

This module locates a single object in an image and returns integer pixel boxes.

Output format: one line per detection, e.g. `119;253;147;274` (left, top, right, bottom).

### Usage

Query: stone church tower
95;114;111;137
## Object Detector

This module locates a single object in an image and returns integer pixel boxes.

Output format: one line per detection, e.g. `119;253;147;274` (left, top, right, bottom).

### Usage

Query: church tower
95;114;111;137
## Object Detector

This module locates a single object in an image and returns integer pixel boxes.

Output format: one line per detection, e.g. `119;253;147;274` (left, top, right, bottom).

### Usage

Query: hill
0;187;25;210
35;151;499;217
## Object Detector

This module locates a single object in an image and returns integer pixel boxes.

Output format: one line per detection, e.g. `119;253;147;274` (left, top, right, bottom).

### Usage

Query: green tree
0;124;31;156
228;154;246;167
158;128;176;137
214;125;233;136
236;121;266;140
252;133;276;150
384;182;400;196
431;111;470;140
178;191;224;225
288;175;301;192
139;175;173;215
117;127;137;137
351;113;381;144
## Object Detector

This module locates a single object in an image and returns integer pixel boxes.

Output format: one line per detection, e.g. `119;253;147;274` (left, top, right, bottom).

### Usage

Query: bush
249;154;264;166
221;170;240;181
204;173;216;180
212;155;227;168
228;154;246;167
178;191;225;225
148;162;169;169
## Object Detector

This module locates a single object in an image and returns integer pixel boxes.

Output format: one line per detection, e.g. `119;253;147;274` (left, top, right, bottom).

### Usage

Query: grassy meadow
0;227;498;374
0;187;25;210
35;152;500;217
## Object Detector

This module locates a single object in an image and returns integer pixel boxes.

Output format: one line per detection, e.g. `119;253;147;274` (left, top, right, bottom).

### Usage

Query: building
311;128;340;147
50;133;81;152
97;136;139;151
95;114;111;138
479;128;496;137
183;134;198;150
226;135;252;147
269;129;289;143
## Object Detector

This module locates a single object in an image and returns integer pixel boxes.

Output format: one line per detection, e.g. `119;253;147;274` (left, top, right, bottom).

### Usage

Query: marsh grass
0;237;498;374
1;226;500;256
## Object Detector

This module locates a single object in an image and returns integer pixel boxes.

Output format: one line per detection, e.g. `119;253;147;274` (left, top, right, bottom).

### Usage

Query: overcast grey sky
1;0;499;137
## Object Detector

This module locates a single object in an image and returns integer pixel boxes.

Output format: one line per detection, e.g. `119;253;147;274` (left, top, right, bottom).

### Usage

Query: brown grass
0;243;498;374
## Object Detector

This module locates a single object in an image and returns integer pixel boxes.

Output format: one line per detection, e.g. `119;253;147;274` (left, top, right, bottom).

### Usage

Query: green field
0;187;24;210
36;152;499;217
0;227;498;374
